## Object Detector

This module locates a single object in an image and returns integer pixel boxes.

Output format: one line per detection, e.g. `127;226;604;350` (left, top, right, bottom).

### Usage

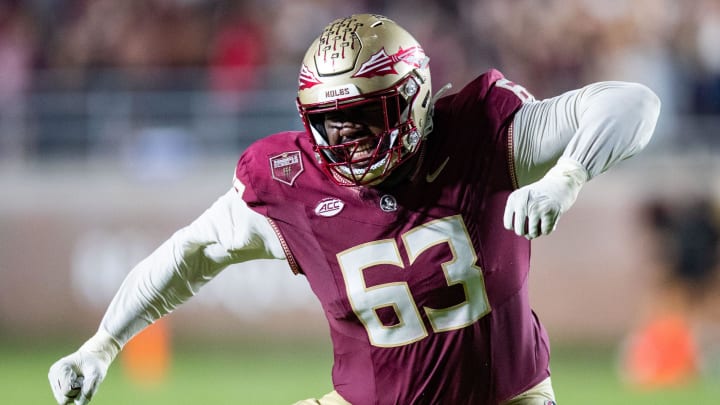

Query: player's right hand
49;350;108;404
48;330;121;405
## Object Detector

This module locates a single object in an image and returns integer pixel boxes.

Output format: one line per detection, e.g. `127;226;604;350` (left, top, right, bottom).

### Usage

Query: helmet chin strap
310;125;329;148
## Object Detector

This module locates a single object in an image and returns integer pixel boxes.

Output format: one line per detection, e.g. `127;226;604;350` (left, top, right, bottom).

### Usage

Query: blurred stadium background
2;0;720;403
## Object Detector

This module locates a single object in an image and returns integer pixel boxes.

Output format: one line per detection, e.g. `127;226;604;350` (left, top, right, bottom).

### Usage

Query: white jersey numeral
338;215;490;347
495;78;535;103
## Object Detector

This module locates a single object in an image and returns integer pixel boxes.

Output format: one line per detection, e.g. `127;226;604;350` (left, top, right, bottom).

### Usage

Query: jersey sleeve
234;149;265;214
452;69;531;137
441;69;531;190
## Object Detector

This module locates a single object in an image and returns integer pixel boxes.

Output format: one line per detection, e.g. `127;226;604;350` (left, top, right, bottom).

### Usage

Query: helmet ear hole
421;91;430;108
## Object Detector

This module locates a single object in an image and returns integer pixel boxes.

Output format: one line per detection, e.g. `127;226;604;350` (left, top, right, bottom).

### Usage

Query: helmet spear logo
299;64;323;90
352;46;426;79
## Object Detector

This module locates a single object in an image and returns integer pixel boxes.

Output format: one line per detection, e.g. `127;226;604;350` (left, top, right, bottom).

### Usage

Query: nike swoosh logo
426;157;449;183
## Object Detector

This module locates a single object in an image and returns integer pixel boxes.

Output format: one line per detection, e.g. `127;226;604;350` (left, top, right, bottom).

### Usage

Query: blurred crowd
2;0;720;153
3;0;720;105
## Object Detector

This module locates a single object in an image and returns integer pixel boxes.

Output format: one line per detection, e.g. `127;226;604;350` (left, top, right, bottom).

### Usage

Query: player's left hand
504;157;588;239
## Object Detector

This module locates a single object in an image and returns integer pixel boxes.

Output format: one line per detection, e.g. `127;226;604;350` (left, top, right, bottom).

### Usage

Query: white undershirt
97;80;660;346
513;81;658;185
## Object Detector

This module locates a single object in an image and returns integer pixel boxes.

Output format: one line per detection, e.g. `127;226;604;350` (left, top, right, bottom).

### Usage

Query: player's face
323;103;387;165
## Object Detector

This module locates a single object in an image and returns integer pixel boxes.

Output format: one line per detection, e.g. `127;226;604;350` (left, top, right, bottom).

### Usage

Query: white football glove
503;157;588;239
48;330;121;405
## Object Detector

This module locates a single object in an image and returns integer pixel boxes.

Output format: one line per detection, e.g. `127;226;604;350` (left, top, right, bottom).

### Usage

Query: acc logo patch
270;151;303;186
314;197;345;217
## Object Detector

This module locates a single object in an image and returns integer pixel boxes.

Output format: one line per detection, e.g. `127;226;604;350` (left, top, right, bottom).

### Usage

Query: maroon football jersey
235;70;550;404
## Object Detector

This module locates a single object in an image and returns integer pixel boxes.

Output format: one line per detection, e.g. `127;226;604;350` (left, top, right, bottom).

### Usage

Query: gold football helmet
297;14;433;186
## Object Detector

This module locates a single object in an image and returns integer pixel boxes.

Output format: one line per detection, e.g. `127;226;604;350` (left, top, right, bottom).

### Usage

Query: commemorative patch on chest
269;151;303;185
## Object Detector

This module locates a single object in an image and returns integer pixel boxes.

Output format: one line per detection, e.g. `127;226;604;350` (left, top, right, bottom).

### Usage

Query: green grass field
5;340;719;404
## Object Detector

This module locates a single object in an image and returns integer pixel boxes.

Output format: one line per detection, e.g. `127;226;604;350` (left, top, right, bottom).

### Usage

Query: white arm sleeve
98;181;284;346
512;81;661;186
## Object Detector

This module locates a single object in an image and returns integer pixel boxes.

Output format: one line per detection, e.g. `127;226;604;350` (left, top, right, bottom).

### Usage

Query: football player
49;14;660;405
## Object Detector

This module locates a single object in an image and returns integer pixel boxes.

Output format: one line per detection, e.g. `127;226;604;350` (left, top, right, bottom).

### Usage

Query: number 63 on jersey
337;215;491;347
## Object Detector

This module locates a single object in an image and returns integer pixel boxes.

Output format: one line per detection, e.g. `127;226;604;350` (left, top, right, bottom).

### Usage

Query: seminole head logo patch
269;151;304;186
